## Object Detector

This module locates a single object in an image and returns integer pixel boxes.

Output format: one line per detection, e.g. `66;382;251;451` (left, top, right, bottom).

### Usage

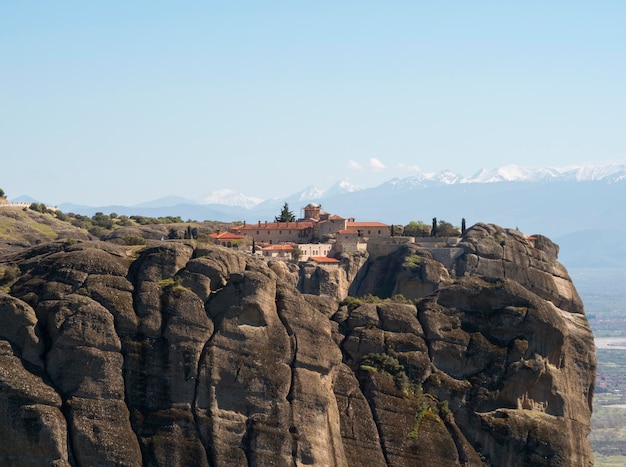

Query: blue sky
2;2;625;206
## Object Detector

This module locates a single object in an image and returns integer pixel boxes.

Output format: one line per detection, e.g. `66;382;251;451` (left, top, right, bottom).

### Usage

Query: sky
1;2;625;206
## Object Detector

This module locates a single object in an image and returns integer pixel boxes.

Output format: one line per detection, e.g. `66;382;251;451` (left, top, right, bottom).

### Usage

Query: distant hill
9;195;38;204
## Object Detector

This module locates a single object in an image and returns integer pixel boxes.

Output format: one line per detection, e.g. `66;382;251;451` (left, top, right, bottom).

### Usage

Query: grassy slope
0;207;86;250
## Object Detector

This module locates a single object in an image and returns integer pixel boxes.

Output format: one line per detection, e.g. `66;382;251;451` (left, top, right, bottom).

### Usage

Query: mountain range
13;164;626;269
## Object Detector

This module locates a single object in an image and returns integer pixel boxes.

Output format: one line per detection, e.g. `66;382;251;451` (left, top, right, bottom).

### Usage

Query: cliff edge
0;223;595;466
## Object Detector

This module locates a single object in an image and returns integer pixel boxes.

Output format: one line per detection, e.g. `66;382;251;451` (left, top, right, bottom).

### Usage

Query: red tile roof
236;221;314;231
346;222;389;228
261;244;294;251
309;256;340;263
210;232;245;240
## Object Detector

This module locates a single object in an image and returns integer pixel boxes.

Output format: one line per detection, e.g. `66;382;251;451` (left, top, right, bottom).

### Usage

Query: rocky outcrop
299;252;368;299
0;224;595;466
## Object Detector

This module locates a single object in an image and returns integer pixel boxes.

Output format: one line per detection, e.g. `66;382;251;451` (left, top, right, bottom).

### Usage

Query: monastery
210;203;390;262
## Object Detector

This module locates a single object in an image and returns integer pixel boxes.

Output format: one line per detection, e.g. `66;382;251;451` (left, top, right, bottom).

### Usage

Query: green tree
29;202;49;213
0;188;5;198
436;220;460;237
291;247;303;262
403;220;430;237
431;217;438;237
461;218;466;234
91;212;113;229
275;203;296;222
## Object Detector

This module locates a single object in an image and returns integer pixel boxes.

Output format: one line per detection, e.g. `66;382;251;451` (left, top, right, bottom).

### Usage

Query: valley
570;268;626;465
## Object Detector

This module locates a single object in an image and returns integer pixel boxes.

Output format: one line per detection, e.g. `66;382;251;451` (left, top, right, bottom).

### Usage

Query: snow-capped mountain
316;180;361;198
464;164;626;184
558;164;626;182
199;189;263;209
383;169;463;190
293;180;361;201
378;164;626;188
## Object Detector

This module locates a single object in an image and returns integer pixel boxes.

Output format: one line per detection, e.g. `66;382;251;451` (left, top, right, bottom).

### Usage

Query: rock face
0;224;595;466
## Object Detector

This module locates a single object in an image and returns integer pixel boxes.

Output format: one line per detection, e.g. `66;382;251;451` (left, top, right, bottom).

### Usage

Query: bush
29;202;50;214
403;220;431;237
338;296;363;309
360;353;411;391
436;220;461;237
158;276;189;297
71;218;89;229
0;264;20;286
122;234;147;246
403;255;422;269
55;211;70;222
91;212;114;229
88;225;107;237
391;294;413;304
118;215;133;226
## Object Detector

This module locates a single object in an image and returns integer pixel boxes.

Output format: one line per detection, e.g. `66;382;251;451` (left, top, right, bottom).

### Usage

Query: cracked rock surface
0;224;595;466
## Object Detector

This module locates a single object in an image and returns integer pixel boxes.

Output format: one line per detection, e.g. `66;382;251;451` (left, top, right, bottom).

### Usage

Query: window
378;230;381;235
256;231;259;235
279;231;282;234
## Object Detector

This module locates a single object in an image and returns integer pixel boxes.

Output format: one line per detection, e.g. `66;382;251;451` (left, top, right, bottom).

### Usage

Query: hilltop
0;205;234;257
0;205;93;255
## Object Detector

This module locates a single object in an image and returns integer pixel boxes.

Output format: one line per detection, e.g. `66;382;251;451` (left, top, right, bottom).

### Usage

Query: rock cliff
0;223;595;466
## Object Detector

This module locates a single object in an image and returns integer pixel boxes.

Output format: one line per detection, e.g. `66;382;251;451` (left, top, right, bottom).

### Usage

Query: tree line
398;217;466;237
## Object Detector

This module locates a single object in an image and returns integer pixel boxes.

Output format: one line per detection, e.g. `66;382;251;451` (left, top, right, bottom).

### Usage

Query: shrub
403;220;431;237
91;212;114;229
360;353;411;391
338;296;363;309
118;215;132;226
362;293;382;304
55;211;69;222
29;202;50;213
158;276;189;297
0;264;20;286
391;294;413;304
436;220;461;237
403;255;422;269
88;226;107;238
438;400;451;417
122;234;147;246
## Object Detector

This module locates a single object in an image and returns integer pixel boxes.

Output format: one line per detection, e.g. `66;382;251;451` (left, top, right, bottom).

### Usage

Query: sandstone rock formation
0;223;595;466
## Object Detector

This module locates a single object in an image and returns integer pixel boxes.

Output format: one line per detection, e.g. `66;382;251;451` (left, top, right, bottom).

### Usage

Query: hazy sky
2;2;625;206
